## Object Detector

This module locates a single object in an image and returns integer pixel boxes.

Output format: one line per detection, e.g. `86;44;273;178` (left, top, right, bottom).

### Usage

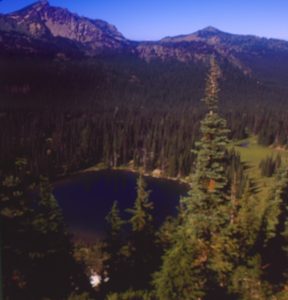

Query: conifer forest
1;1;288;300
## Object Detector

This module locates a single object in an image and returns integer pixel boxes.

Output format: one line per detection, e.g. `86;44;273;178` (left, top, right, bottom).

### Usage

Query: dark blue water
53;169;189;241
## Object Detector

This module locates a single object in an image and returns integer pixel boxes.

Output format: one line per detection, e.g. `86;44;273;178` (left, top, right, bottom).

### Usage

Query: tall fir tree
100;201;126;294
128;173;153;232
228;177;269;300
101;174;160;298
154;57;232;299
1;160;91;300
220;160;288;299
261;164;288;291
125;173;159;290
28;176;91;300
0;158;33;299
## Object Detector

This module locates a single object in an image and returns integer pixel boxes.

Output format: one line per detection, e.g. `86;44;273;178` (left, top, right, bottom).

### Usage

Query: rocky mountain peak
199;26;221;33
1;1;128;53
193;26;225;39
1;0;288;89
10;0;50;17
32;0;50;9
160;26;223;44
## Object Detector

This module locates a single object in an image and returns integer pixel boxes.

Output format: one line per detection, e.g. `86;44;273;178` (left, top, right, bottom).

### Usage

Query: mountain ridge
2;1;288;48
1;1;288;87
1;0;130;56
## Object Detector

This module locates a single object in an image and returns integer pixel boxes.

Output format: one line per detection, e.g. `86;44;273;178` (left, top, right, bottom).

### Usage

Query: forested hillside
1;2;288;180
1;2;288;299
1;56;288;300
97;58;288;300
1;56;288;179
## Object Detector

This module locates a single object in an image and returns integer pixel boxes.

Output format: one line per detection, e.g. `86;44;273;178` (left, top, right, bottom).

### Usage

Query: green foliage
127;174;153;232
68;292;94;300
156;214;181;248
0;157;32;219
32;176;64;234
124;174;160;290
106;201;125;236
101;201;126;294
226;148;251;199
259;154;281;177
154;58;233;299
101;175;161;297
106;289;155;300
229;257;271;300
153;58;288;300
3;54;288;180
2;45;288;299
275;288;288;300
228;177;262;251
184;58;230;230
258;165;288;288
0;159;91;299
263;167;288;242
154;226;206;300
203;56;221;112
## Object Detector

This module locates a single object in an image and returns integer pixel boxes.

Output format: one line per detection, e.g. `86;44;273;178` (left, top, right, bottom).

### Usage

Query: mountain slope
1;1;288;88
161;26;288;86
0;0;130;56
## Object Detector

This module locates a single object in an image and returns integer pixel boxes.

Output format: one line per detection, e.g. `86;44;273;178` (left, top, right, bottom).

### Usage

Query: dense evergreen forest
99;59;288;300
1;56;288;179
1;56;288;299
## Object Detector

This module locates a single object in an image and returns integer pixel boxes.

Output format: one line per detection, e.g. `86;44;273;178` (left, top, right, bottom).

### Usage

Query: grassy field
231;136;288;196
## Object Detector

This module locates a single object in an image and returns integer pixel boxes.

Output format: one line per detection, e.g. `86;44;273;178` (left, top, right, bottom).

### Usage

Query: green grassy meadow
231;136;288;197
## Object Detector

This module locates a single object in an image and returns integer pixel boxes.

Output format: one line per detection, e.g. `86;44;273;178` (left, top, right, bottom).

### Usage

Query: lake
53;169;189;241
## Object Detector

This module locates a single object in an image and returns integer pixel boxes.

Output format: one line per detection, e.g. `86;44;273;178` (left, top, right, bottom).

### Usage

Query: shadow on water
53;169;189;241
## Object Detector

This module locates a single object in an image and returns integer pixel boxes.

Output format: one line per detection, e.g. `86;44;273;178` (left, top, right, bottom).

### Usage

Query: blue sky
0;0;287;41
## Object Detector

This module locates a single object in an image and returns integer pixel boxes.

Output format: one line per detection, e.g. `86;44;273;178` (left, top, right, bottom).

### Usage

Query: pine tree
101;174;159;297
100;201;126;294
153;224;207;300
106;201;124;238
228;178;269;300
229;256;270;300
261;164;288;287
128;173;153;232
125;174;159;290
1;161;91;299
27;176;91;299
32;176;64;235
186;56;231;293
1;158;35;299
228;164;288;300
154;57;231;299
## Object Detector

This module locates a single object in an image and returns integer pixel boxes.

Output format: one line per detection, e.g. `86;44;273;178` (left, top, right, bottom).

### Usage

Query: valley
1;1;288;300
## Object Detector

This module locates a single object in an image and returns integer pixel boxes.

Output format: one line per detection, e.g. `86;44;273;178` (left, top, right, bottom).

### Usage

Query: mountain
1;1;288;87
161;26;288;85
0;0;131;57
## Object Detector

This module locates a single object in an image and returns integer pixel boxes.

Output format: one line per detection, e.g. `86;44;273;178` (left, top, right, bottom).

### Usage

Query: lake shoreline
68;163;191;187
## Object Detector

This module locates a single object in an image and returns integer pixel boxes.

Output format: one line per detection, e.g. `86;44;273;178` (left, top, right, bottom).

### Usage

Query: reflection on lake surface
53;169;189;241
